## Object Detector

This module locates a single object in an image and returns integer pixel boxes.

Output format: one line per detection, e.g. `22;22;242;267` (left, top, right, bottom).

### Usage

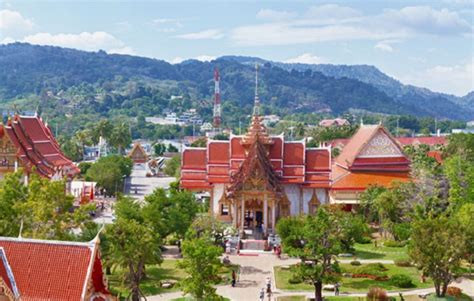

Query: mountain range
0;43;472;121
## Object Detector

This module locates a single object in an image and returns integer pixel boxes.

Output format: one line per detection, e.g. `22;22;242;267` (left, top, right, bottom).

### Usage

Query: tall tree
106;196;162;301
277;206;358;301
109;122;132;154
178;235;223;300
409;214;466;297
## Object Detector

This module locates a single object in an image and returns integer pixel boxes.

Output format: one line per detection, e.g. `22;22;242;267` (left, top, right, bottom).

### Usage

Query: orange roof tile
283;142;304;166
332;164;410;190
208;141;230;164
0;237;111;300
182;148;206;170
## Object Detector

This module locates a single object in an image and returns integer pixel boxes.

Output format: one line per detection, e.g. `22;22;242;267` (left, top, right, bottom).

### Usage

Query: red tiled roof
3;114;79;178
0;237;111;300
283;142;304;166
397;136;447;146
208;141;230;164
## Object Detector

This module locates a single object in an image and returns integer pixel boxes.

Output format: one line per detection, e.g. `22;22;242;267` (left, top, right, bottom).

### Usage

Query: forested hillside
1;43;472;128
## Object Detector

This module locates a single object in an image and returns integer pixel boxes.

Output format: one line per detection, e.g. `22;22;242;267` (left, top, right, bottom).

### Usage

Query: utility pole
213;68;221;132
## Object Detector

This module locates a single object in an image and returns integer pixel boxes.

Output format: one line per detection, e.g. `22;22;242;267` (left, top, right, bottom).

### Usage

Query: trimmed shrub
367;287;389;301
357;236;372;244
383;240;407;247
350;260;362;266
393;223;411;241
390;274;414;288
446;287;462;298
288;275;303;284
394;259;412;267
354;263;388;279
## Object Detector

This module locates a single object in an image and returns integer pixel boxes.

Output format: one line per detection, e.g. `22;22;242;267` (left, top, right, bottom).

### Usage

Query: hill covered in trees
0;43;473;126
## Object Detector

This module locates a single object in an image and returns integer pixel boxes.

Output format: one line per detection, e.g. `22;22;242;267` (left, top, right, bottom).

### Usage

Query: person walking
231;270;236;287
259;288;265;301
335;282;340;296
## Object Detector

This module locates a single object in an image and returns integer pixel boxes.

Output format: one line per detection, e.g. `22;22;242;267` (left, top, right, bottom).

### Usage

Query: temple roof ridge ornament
241;64;273;147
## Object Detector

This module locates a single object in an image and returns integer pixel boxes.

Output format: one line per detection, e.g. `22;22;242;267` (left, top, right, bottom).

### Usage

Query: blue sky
1;0;473;96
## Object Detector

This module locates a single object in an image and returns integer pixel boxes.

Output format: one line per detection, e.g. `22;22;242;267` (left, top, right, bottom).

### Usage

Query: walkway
125;163;175;201
149;254;474;301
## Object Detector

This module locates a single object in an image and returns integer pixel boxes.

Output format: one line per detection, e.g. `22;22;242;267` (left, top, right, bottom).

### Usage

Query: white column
233;201;237;227
241;196;245;231
272;202;276;233
263;194;268;235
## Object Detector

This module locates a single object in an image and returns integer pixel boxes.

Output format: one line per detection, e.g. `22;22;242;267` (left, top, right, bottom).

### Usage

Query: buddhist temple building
330;124;411;209
0;236;113;300
128;142;148;163
0;114;79;180
181;66;332;235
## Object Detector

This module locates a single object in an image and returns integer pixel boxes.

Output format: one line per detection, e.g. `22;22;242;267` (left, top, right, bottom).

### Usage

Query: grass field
274;263;433;293
109;259;238;298
348;243;410;261
277;296;430;301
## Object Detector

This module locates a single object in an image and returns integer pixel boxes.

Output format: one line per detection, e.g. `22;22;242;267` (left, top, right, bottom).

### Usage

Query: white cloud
305;4;362;20
176;29;223;40
108;46;136;55
401;58;474;96
0;9;34;36
195;55;216;62
2;31;135;53
171;57;184;64
374;40;401;52
231;5;471;46
257;9;296;21
285;53;326;64
151;18;183;33
381;6;472;35
375;42;394;52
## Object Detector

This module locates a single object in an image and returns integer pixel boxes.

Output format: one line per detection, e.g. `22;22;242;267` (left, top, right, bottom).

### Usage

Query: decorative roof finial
253;63;260;116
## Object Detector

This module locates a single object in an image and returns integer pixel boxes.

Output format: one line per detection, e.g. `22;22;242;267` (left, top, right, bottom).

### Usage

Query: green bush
390;274;414;288
393;223;411;241
355;263;388;278
350;260;362;266
288;275;303;284
357;236;372;244
383;240;407;247
394;259;412;267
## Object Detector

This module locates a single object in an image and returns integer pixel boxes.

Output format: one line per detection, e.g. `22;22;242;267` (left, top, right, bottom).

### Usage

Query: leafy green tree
178;236;223;300
109;122;132;154
92;119;114;143
359;184;387;223
456;203;474;272
163;155;181;178
167;143;179;153
153;143;167;156
86;155;133;195
142;188;198;239
106;196;162;301
409;214;466;297
0;171;93;239
277;206;357;301
444;155;474;210
191;214;234;246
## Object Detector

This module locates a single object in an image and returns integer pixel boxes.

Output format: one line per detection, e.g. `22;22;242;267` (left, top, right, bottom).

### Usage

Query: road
125;163;176;201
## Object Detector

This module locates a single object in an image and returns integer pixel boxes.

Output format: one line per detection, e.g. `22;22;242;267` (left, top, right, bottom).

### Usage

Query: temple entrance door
255;211;263;227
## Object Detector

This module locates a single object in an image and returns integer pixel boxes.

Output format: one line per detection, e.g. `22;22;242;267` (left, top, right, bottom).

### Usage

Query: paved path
148;254;474;301
125;164;175;201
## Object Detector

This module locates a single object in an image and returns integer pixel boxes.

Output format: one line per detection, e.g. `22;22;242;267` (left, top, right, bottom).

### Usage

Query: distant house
319;118;350;127
0;236;114;300
128;142;149;163
200;122;213;132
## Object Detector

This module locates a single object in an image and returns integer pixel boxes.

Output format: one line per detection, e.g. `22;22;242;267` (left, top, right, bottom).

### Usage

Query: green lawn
108;259;238;298
277;296;425;301
347;243;410;261
274;263;433;293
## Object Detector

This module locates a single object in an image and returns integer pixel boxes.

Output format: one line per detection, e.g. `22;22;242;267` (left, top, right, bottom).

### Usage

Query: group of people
259;277;272;301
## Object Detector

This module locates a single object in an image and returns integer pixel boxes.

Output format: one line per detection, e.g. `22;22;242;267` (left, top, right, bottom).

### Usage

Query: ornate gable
358;131;404;158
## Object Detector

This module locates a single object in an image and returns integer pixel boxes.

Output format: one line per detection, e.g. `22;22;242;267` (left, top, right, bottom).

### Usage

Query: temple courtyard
146;252;474;301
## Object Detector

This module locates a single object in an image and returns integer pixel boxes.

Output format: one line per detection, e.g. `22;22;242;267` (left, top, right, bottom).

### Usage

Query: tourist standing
231;270;236;287
335;282;340;296
259;288;265;301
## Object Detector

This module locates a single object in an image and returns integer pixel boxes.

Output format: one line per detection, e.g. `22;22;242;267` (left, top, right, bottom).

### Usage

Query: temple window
221;204;229;216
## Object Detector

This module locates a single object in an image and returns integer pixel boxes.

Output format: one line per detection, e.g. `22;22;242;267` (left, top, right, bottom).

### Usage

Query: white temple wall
316;188;328;204
212;184;225;215
302;188;313;214
283;184;301;216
